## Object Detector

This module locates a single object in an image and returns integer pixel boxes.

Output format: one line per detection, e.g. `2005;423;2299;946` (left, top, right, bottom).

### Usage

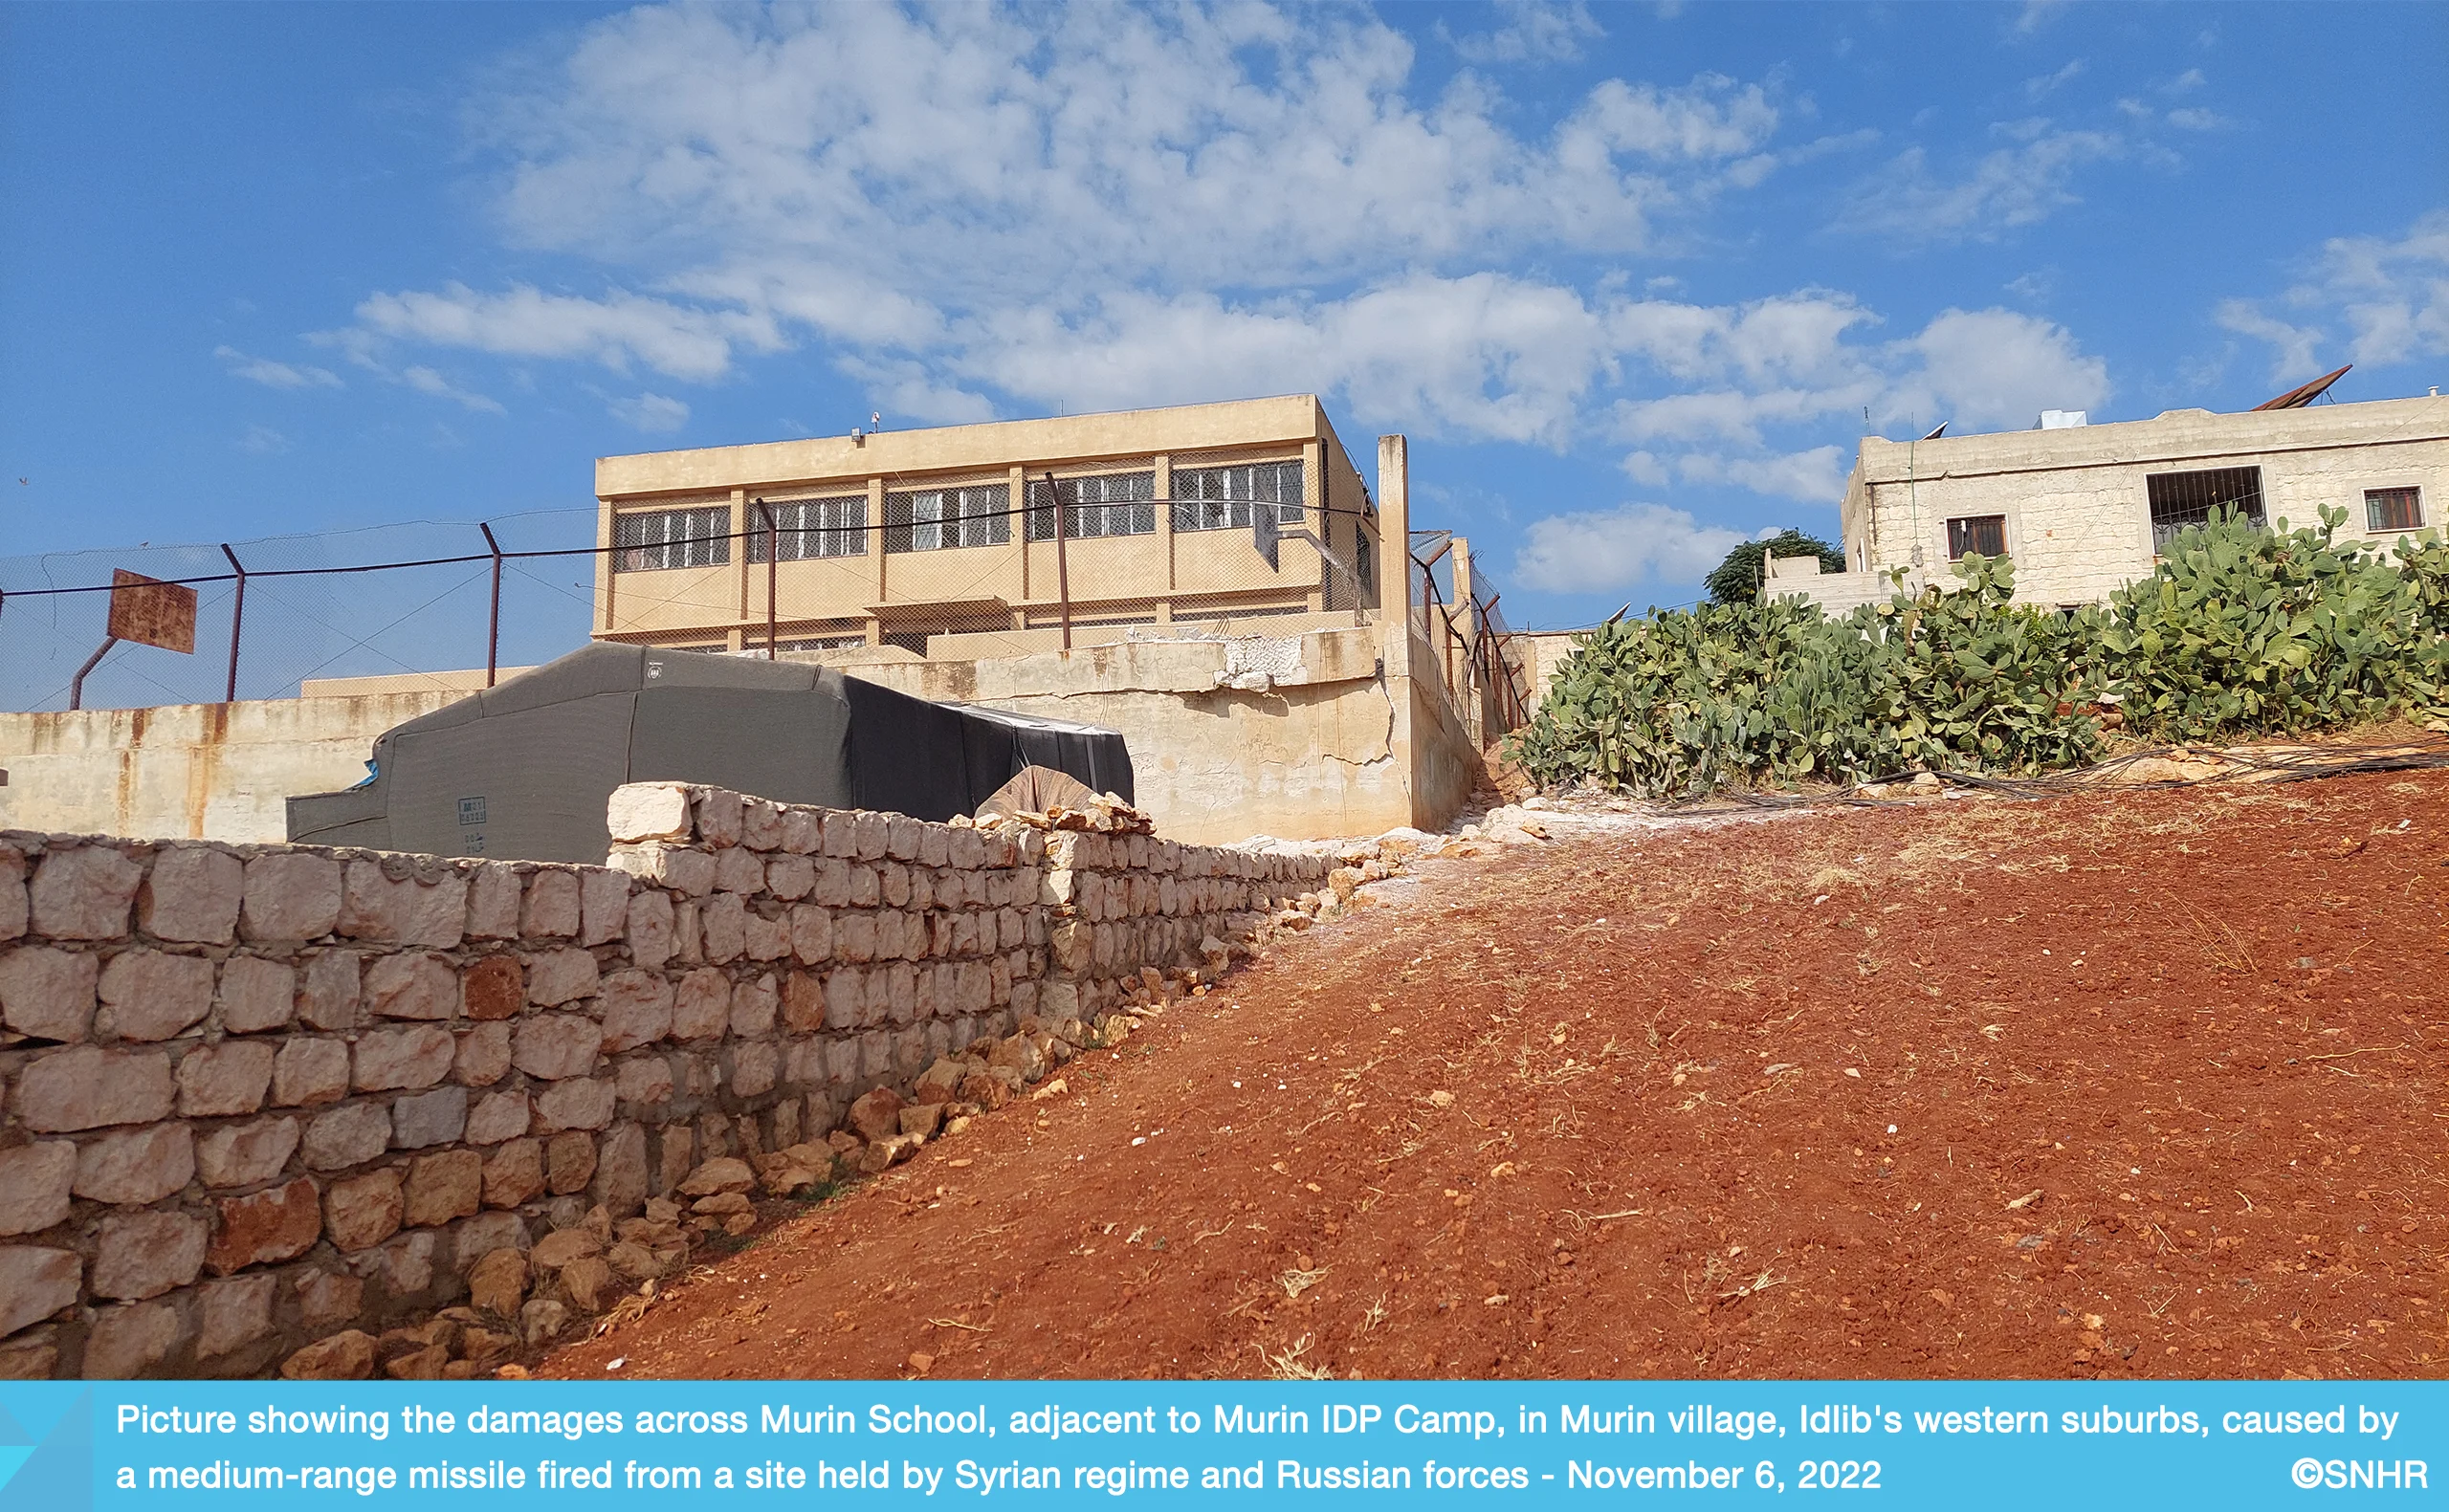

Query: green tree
1705;529;1848;605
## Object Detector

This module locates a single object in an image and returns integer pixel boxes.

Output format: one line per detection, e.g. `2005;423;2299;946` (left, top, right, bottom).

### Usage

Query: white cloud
1443;0;1603;64
238;424;292;454
1839;128;2122;246
1511;501;1751;593
1903;307;2108;431
2012;1;2066;37
608;391;690;432
341;4;1788;427
2023;59;2085;100
1676;445;1849;502
2164;107;2232;132
401;365;507;415
2215;210;2449;381
215;345;342;390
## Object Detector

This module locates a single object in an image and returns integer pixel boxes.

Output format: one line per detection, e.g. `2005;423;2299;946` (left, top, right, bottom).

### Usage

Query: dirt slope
547;771;2447;1381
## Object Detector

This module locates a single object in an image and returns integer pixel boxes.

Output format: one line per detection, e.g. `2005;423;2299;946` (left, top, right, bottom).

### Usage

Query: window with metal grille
613;507;730;572
884;485;1009;553
1946;515;2008;560
2366;487;2424;532
746;495;868;561
2147;466;2265;553
1026;472;1156;540
1170;460;1305;532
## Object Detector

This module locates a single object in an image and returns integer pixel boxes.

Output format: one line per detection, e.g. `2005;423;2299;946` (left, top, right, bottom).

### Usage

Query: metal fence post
478;522;503;688
755;499;779;659
219;544;246;703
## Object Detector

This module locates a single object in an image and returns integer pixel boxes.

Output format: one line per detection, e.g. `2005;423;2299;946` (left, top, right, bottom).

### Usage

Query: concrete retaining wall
0;786;1327;1378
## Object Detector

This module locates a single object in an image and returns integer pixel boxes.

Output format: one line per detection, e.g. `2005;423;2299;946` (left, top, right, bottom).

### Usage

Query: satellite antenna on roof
1922;422;1948;441
2251;363;2350;411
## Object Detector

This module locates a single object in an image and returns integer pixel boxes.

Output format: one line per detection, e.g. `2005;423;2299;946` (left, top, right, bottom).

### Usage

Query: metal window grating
2147;466;2264;553
613;506;730;572
747;495;868;560
1170;459;1305;532
884;484;1010;553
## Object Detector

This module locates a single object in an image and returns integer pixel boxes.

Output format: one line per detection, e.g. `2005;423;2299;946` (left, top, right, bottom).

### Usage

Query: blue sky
4;0;2445;701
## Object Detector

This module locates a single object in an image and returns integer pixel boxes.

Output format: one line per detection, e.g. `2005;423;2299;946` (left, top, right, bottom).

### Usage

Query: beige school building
1785;392;2449;611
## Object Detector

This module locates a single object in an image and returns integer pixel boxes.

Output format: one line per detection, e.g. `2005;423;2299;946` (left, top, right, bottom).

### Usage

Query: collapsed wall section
0;787;1328;1379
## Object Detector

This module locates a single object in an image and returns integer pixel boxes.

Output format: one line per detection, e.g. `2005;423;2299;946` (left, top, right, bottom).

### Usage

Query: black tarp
286;643;1133;864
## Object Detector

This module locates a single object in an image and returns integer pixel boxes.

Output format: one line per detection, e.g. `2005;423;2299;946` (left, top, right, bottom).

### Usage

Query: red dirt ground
546;770;2448;1382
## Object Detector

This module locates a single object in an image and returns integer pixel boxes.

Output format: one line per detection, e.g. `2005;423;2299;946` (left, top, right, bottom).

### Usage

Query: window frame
746;494;869;562
1026;471;1158;541
1945;514;2009;561
884;484;1010;554
612;506;732;573
2146;465;2266;554
2365;486;2424;533
1169;460;1306;533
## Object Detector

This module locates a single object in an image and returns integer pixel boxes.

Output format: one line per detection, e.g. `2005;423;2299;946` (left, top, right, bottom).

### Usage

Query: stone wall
0;785;1328;1379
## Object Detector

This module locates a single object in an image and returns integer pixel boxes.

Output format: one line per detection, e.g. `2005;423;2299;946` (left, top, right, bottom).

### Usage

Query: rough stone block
731;1041;779;1099
97;949;216;1041
405;1149;484;1227
535;1078;615;1133
834;911;876;964
206;1175;321;1274
743;909;789;962
452;1019;511;1087
30;844;143;940
544;1130;596;1194
302;1102;393;1171
196;1272;279;1360
700;892;746;964
353;1024;454;1092
93;1209;209;1300
713;846;764;897
214;954;294;1034
628;889;674;971
391;1085;470;1148
74;1121;195;1204
297;950;360;1031
728;974;778;1038
281;1330;375;1380
466;1089;530;1146
523;946;599;1008
609;783;694;844
16;1044;174;1131
614;1055;673;1106
364;952;457;1021
823;967;865;1031
339;862;466;948
325;1167;405;1252
85;1300;186;1378
0;844;23;943
137;848;244;948
599;971;674;1053
513;1013;601;1080
673;968;729;1041
453;1211;530;1272
272;1037;350;1108
465;864;521;940
765;854;814;900
0;1247;78;1341
580;869;629;946
295;1268;363;1328
195;1117;299;1189
177;1039;276;1117
522;871;581;938
0;1141;77;1237
0;944;98;1042
451;954;516;1023
241;853;342;943
482;1139;543;1209
467;1246;527;1318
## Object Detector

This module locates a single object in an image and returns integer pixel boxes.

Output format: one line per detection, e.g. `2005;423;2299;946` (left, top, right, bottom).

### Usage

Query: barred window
2366;487;2424;533
747;495;868;561
613;507;730;572
1170;461;1305;532
885;485;1010;553
1026;471;1156;540
2147;466;2265;553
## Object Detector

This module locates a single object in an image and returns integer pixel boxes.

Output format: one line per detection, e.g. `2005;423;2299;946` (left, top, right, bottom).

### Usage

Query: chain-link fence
0;511;604;712
1406;529;1533;747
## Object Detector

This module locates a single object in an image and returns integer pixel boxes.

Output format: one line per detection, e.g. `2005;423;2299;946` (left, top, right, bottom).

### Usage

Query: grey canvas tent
286;643;1133;864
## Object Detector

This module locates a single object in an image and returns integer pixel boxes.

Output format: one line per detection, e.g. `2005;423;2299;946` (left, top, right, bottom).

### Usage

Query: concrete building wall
1832;395;2449;608
0;693;460;844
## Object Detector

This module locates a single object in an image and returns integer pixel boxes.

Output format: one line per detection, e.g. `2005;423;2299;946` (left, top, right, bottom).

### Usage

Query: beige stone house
590;395;1380;658
1792;391;2449;611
